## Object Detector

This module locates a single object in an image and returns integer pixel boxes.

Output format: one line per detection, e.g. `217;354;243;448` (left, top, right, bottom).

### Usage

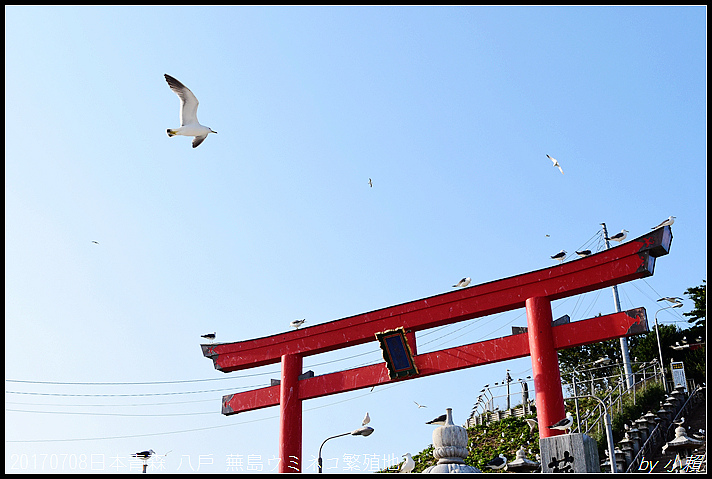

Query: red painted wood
203;227;670;373
526;296;565;438
221;308;647;414
278;354;302;473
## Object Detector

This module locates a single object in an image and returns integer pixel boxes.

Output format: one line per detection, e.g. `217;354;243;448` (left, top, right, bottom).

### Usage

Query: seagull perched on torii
605;229;629;242
551;250;567;263
651;216;675;230
290;319;306;329
453;277;471;288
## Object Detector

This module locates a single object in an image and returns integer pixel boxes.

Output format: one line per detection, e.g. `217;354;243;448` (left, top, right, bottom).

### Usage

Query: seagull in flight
657;297;683;304
605;229;629;242
652;216;675;230
400;453;415;473
486;454;508;470
201;332;216;342
525;418;538;431
132;449;156;460
547;154;564;174
290;319;306;329
453;277;471;288
414;401;427;408
426;414;447;426
548;412;574;433
368;178;373;187
91;240;100;245
164;74;217;148
551;250;567;263
362;412;370;426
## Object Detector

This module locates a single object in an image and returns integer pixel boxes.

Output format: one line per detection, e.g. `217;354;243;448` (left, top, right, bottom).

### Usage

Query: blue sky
5;6;706;474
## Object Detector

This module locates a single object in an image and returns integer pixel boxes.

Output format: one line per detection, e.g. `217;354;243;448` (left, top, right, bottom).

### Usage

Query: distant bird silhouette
486;453;508;470
414;401;427;408
551;250;567;263
547;154;564;174
426;414;447;426
290;319;306;329
605;229;629;242
201;332;216;342
652;216;675;230
452;277;471;288
368;178;373;187
400;453;415;473
91;240;100;245
575;250;591;258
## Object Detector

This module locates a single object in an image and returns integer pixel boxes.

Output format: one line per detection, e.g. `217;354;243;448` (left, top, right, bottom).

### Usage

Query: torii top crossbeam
202;226;672;472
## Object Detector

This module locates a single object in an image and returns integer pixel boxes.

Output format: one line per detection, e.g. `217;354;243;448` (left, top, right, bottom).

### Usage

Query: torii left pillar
526;296;565;438
279;354;302;473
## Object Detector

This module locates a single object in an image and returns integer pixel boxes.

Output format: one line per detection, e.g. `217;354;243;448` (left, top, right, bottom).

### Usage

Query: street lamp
654;299;683;392
318;426;374;473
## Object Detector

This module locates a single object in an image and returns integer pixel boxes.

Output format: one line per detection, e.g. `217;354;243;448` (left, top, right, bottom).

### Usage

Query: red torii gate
202;226;672;472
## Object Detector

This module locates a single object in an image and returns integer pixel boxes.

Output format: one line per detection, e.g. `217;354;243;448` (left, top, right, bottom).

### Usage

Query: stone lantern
506;445;540;472
422;408;481;473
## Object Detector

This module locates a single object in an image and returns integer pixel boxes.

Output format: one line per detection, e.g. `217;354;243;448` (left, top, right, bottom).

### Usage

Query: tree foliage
683;280;706;328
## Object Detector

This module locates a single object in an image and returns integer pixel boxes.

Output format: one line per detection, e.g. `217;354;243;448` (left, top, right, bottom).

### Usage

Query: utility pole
600;223;634;389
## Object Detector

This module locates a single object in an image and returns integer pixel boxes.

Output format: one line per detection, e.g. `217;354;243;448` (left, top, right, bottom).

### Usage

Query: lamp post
654;300;683;393
318;426;374;473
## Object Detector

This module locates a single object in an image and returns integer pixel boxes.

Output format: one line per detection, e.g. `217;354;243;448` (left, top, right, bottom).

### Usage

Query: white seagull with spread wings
547;154;564;174
165;74;217;148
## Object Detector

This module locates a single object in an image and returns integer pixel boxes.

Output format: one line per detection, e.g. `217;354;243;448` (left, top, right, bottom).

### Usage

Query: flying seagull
652;216;675;230
486;454;508;470
525;418;539;431
548;412;574;433
400;453;415;473
290;319;306;329
547;154;564;174
551;250;567;263
164;74;217;148
201;332;216;342
605;229;628;242
426;414;447;426
362;412;370;426
414;401;427;408
657;297;683;304
368;178;373;187
453;277;471;288
132;449;155;460
91;240;100;245
575;250;591;258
